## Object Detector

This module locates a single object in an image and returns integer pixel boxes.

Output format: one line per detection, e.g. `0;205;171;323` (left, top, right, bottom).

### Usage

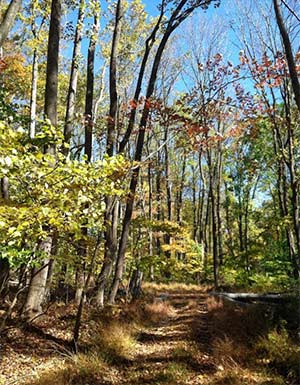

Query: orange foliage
0;58;7;72
0;53;31;99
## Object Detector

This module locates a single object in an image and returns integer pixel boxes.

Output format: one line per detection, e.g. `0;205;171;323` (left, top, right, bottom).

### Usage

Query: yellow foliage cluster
0;53;31;100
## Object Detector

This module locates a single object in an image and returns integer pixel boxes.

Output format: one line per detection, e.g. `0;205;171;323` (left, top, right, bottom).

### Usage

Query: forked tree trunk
108;0;208;303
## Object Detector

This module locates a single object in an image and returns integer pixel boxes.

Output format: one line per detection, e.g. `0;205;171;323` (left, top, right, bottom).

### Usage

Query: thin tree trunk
109;0;203;303
63;0;86;154
176;153;186;224
164;124;172;266
286;114;300;276
73;236;100;352
29;49;38;139
44;0;60;135
118;5;165;153
207;148;218;289
148;156;154;281
75;8;99;304
84;11;99;161
75;266;85;304
94;201;119;306
107;0;123;157
273;0;300;112
96;0;123;306
216;146;223;266
23;0;61;319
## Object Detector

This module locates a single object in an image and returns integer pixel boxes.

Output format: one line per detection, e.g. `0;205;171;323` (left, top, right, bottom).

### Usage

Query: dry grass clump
200;368;285;385
24;353;117;385
212;336;253;367
206;297;269;345
206;296;223;311
202;296;298;384
143;281;210;294
92;321;138;363
143;300;175;324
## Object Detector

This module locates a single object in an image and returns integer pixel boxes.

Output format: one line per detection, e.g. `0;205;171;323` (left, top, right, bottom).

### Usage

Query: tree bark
74;8;99;303
207;149;219;289
0;0;21;48
109;0;211;303
63;0;86;154
29;49;38;139
44;0;61;135
84;11;99;161
107;0;123;157
95;0;123;306
273;0;300;112
22;239;52;320
23;0;61;320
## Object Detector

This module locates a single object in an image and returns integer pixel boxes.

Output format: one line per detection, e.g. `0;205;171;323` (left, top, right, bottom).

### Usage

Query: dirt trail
121;292;215;385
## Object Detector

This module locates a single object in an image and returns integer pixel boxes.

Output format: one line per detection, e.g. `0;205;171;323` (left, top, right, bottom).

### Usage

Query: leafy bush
255;327;300;381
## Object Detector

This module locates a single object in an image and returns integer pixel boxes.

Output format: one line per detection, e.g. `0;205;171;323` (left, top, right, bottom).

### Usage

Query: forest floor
0;284;297;385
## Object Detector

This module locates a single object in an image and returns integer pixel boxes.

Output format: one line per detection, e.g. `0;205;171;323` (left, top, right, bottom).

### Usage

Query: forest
0;0;300;384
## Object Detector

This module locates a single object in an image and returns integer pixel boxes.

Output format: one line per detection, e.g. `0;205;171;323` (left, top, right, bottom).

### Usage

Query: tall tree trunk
207;148;218;289
164;124;172;267
176;152;186;225
63;0;86;154
118;5;165;153
29;49;38;139
95;0;123;306
216;145;223;266
44;0;60;135
23;0;61;320
156;154;162;259
108;0;206;303
286;111;300;277
273;0;300;112
75;8;99;304
106;0;123;157
147;153;154;281
0;0;21;293
84;11;99;161
0;0;21;47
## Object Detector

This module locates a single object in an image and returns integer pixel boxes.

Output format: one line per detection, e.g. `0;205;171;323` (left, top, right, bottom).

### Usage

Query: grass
142;300;175;324
195;295;300;385
201;368;285;385
6;282;298;385
255;327;300;380
24;353;118;385
143;281;210;294
92;321;138;363
152;362;190;384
